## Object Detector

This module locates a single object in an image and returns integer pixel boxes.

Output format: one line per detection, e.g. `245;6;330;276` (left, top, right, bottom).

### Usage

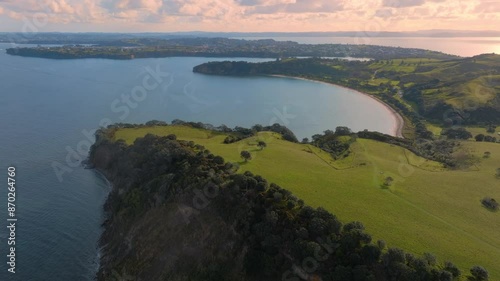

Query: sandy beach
269;75;405;138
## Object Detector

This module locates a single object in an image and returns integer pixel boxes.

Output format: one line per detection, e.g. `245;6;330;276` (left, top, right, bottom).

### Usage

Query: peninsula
90;121;499;280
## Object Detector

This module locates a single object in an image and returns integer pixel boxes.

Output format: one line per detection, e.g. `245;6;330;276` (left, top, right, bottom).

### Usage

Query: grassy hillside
114;125;500;280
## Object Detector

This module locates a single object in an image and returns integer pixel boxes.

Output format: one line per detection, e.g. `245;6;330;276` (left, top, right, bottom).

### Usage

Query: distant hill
1;30;500;45
5;37;458;60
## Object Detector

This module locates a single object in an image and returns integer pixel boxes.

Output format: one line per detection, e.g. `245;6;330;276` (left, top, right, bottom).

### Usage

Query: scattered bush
257;141;267;150
383;176;394;187
240;151;252;162
481;197;499;211
470;265;489;281
484;136;497;143
444;261;461;278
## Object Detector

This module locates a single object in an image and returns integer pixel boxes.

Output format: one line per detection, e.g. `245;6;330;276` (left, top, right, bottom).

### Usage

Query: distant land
1;29;500;44
5;37;458;61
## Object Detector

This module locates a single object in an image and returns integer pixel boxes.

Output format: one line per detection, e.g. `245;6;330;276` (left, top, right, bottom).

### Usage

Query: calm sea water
0;42;398;281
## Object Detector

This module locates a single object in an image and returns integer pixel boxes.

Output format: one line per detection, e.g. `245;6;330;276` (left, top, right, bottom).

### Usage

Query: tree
444;261;461;279
335;126;352;136
377;239;386;250
484;136;497;143
470;265;489;281
257;141;267;150
383;176;394;187
213;156;225;165
297;199;305;208
381;247;406;266
324;129;335;135
481;197;498;211
423;252;437;267
475;134;485;142
442;128;472;140
240;151;252;162
301;138;309;144
252;124;264;132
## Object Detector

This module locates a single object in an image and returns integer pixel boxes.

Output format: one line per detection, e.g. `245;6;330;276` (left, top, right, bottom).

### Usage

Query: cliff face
91;134;254;281
90;129;464;281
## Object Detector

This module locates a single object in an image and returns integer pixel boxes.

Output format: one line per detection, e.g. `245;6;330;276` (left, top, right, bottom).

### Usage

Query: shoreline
269;74;405;138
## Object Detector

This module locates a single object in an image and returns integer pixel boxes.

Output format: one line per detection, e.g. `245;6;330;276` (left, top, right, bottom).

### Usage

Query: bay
0;42;397;280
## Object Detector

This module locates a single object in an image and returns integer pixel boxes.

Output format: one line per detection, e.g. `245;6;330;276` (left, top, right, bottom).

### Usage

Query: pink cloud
0;0;498;32
475;1;500;13
383;0;426;8
104;0;162;12
242;0;345;15
7;10;23;20
48;0;75;14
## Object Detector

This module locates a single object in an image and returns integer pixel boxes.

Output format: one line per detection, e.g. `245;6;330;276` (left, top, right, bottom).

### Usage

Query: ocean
0;36;497;280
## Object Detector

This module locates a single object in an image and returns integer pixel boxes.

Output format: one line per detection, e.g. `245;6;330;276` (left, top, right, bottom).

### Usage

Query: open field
114;125;500;279
466;126;500;139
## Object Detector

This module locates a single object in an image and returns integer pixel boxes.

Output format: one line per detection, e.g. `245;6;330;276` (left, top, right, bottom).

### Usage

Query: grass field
114;126;500;279
466;126;500;139
366;55;500;113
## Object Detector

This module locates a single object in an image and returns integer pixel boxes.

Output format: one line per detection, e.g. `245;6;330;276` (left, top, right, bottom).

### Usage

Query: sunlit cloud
0;0;498;32
474;1;500;13
382;0;426;8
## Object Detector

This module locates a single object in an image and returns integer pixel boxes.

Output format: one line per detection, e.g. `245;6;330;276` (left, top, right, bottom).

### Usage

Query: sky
0;0;499;33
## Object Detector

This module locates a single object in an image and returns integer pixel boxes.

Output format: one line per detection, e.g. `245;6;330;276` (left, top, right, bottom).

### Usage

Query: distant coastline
269;74;405;138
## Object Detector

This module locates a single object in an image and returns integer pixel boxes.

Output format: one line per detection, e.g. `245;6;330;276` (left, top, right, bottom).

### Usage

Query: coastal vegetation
99;122;500;280
90;122;500;280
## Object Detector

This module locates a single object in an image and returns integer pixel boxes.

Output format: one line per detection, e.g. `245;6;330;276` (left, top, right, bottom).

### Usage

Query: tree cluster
475;134;497;143
311;127;356;159
441;128;472;140
224;123;298;144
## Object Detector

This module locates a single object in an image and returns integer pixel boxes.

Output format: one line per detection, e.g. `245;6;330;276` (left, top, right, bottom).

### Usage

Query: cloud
7;10;23;20
0;0;497;32
0;0;107;24
48;0;74;14
235;0;260;6
374;8;393;18
474;1;500;13
242;0;344;14
102;0;163;13
236;0;295;6
382;0;426;8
